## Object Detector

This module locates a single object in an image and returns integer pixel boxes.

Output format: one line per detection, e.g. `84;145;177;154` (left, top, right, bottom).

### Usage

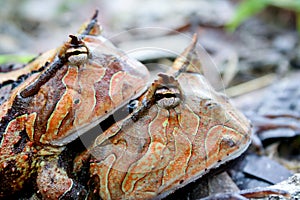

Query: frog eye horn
171;34;203;76
131;73;182;122
155;74;182;109
78;9;102;36
145;73;182;109
65;35;89;66
91;9;99;21
19;35;88;98
69;35;81;46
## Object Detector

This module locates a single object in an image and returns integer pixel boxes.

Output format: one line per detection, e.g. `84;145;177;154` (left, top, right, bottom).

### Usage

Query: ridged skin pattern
74;36;251;200
0;13;149;198
0;12;251;199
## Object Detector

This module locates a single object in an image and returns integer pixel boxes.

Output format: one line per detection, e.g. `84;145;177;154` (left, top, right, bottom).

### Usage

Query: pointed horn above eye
171;33;204;75
136;73;182;112
156;73;178;87
78;9;102;36
91;9;99;21
69;35;81;45
148;73;181;99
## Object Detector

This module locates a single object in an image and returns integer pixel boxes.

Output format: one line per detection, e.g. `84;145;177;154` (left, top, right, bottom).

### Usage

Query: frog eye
66;35;89;66
67;46;88;66
155;86;181;109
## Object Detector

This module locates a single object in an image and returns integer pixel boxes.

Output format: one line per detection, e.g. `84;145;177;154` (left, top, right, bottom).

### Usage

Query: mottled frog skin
73;35;251;200
0;11;149;199
0;11;251;200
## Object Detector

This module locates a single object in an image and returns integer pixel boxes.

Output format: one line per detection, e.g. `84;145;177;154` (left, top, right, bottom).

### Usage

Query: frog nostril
205;101;218;109
128;100;139;113
220;137;236;148
74;99;80;105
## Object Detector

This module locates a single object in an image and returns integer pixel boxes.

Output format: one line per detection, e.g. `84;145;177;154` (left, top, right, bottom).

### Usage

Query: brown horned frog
0;11;251;200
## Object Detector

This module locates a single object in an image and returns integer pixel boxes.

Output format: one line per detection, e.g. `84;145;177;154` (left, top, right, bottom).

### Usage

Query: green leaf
269;0;300;12
0;54;35;65
227;0;270;32
297;12;300;33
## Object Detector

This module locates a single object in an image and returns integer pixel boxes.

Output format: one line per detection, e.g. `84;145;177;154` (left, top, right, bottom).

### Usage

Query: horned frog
73;35;251;200
0;11;149;199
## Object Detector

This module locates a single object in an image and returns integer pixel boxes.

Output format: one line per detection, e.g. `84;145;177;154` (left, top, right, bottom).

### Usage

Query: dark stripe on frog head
20;58;66;98
0;96;40;152
12;129;30;154
0;64;68;144
0;37;84;142
80;10;99;36
0;95;32;141
20;36;84;98
31;66;69;143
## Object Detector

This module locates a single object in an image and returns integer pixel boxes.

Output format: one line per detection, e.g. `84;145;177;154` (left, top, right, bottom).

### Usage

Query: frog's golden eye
155;86;181;109
66;46;89;66
65;35;89;66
